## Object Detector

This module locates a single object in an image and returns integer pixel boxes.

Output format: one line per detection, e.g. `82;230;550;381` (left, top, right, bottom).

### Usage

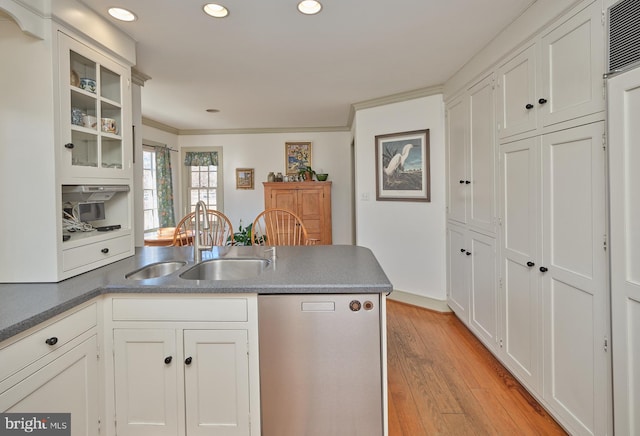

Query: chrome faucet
264;246;277;262
193;200;212;263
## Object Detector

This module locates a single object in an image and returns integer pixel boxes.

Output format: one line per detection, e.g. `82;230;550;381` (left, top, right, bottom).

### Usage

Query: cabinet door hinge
602;132;607;151
499;277;503;288
603;234;608;251
499;338;503;348
601;9;606;26
604;337;608;352
97;418;101;435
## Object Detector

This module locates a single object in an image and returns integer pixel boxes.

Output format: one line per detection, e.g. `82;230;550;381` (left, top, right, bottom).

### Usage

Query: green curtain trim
184;151;218;166
155;146;176;228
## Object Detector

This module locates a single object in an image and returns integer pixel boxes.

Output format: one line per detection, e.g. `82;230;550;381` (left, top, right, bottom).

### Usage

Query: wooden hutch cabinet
263;182;332;244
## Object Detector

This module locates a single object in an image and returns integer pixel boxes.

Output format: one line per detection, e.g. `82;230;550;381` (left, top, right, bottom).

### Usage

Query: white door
608;67;640;435
539;0;604;127
446;96;469;224
0;336;99;436
183;329;250;436
447;224;469;321
540;122;610;435
468;231;498;350
500;137;541;390
497;44;538;139
468;74;497;233
113;329;179;436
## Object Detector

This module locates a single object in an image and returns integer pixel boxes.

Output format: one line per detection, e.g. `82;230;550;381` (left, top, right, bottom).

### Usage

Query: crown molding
142;84;444;135
351;84;444;112
131;68;151;86
177;126;351;135
142;117;179;134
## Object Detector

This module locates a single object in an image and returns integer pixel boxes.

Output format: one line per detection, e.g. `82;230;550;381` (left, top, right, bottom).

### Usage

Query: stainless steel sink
125;261;187;280
179;258;271;281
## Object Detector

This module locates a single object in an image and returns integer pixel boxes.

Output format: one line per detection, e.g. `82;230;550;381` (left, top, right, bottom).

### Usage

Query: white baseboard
387;290;452;313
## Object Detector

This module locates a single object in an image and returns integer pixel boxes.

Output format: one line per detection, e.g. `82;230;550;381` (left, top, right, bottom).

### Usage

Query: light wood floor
386;300;567;435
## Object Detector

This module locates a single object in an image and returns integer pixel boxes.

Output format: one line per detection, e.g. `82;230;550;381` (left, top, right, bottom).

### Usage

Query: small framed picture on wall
236;168;254;190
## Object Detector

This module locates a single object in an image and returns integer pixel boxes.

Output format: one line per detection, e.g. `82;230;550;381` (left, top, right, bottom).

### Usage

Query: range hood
62;184;130;201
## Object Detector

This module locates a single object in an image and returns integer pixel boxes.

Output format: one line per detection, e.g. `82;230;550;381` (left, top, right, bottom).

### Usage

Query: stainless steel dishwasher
258;294;384;436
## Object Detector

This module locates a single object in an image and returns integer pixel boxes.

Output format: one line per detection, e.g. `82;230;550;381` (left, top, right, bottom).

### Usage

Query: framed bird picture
375;129;430;202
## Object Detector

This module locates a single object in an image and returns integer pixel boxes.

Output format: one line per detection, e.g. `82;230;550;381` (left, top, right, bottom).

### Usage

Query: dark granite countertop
0;245;392;342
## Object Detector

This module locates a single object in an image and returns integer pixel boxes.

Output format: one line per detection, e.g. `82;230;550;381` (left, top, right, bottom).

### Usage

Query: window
182;148;224;214
142;147;159;231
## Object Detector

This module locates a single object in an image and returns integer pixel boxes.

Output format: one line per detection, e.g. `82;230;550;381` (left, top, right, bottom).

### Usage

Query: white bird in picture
384;143;414;178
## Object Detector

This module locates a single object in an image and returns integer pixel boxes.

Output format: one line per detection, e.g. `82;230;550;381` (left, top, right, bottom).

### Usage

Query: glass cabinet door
59;32;130;179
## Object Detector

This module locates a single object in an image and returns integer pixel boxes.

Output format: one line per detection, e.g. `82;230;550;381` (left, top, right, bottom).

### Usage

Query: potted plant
228;221;267;245
298;165;315;181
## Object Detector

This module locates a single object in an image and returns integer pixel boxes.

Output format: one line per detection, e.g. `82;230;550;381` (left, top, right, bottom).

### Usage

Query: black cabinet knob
164;356;172;364
460;248;466;253
45;337;58;346
465;180;471;184
185;357;192;365
527;261;535;267
64;143;74;149
525;103;534;110
459;180;465;184
465;251;471;256
101;248;109;254
540;266;548;272
538;98;548;104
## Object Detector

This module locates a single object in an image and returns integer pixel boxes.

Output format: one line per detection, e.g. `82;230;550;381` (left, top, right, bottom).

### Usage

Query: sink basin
125;261;187;280
179;258;271;281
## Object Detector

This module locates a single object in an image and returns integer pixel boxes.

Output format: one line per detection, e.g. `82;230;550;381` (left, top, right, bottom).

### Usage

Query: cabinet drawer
63;235;131;272
0;304;97;383
112;298;248;322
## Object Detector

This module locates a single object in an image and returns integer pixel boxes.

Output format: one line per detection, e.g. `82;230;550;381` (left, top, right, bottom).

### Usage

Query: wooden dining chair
172;209;234;246
251;208;318;246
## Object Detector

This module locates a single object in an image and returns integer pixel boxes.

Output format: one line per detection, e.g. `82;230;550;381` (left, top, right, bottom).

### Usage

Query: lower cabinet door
113;329;179;436
183;329;250;436
0;335;100;436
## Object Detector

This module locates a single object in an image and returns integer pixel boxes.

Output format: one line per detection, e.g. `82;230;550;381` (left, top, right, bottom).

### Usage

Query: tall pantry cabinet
0;12;135;282
446;0;611;434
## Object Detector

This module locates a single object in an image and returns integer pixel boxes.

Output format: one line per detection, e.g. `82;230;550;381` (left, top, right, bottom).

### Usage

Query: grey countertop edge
0;245;393;343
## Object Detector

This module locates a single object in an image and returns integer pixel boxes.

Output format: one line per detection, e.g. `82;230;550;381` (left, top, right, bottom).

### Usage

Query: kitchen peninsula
0;245;392;436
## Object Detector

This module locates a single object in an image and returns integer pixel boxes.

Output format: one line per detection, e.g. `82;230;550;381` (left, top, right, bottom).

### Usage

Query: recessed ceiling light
206;109;220;113
108;7;137;22
203;4;229;18
297;0;322;15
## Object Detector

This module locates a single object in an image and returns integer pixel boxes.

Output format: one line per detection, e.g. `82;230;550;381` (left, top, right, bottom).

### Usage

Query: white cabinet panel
500;137;540;390
468;232;498;347
468;76;497;233
446;224;469;319
608;67;640;435
446;96;468;224
184;330;250;436
497;44;538;139
0;336;99;436
113;329;179;436
540;0;604;128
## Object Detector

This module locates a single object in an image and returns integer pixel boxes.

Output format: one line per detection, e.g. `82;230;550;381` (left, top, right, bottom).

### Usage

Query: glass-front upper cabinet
58;32;131;180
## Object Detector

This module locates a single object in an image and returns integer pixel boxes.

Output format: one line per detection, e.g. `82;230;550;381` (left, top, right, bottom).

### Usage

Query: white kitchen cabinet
0;21;134;283
58;32;132;181
0;303;100;436
499;123;611;434
540;122;610;436
446;73;497;234
607;67;640;436
497;0;604;140
499;136;541;391
446;223;469;319
113;328;250;436
107;295;259;436
447;222;498;350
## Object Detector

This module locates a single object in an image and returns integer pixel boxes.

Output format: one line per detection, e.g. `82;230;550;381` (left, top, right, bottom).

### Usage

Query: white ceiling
79;0;536;132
